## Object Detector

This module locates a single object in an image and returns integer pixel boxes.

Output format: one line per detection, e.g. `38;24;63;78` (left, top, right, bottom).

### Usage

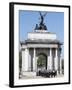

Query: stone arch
37;53;47;71
36;48;48;56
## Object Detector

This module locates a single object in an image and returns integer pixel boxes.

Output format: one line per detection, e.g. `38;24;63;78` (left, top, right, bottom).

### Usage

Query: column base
22;71;37;77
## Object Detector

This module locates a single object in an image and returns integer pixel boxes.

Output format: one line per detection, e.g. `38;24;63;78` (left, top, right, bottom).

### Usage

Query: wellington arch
19;12;63;78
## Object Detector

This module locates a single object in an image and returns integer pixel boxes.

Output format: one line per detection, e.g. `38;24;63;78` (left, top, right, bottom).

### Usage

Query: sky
19;10;64;58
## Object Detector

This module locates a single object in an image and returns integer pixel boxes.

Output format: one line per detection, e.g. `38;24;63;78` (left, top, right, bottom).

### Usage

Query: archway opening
37;54;47;71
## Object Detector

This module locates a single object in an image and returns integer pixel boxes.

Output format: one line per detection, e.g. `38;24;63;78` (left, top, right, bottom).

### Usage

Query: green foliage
37;55;46;68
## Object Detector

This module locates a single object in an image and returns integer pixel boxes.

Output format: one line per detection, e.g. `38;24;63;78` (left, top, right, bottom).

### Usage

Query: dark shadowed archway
37;53;47;71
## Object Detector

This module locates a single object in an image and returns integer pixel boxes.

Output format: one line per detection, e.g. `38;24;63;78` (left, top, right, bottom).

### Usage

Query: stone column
33;48;37;71
47;48;53;70
52;48;55;70
28;50;31;71
47;55;49;70
22;49;25;72
60;57;62;74
58;48;61;74
55;48;58;74
22;48;29;72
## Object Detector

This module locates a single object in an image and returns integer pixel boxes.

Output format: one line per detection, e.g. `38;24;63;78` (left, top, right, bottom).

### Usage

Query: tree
37;54;46;69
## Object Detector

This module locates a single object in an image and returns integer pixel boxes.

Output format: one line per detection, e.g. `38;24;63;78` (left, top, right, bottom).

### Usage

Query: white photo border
9;2;70;87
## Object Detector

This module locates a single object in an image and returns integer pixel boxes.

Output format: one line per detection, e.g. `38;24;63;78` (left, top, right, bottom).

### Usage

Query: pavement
20;74;64;79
